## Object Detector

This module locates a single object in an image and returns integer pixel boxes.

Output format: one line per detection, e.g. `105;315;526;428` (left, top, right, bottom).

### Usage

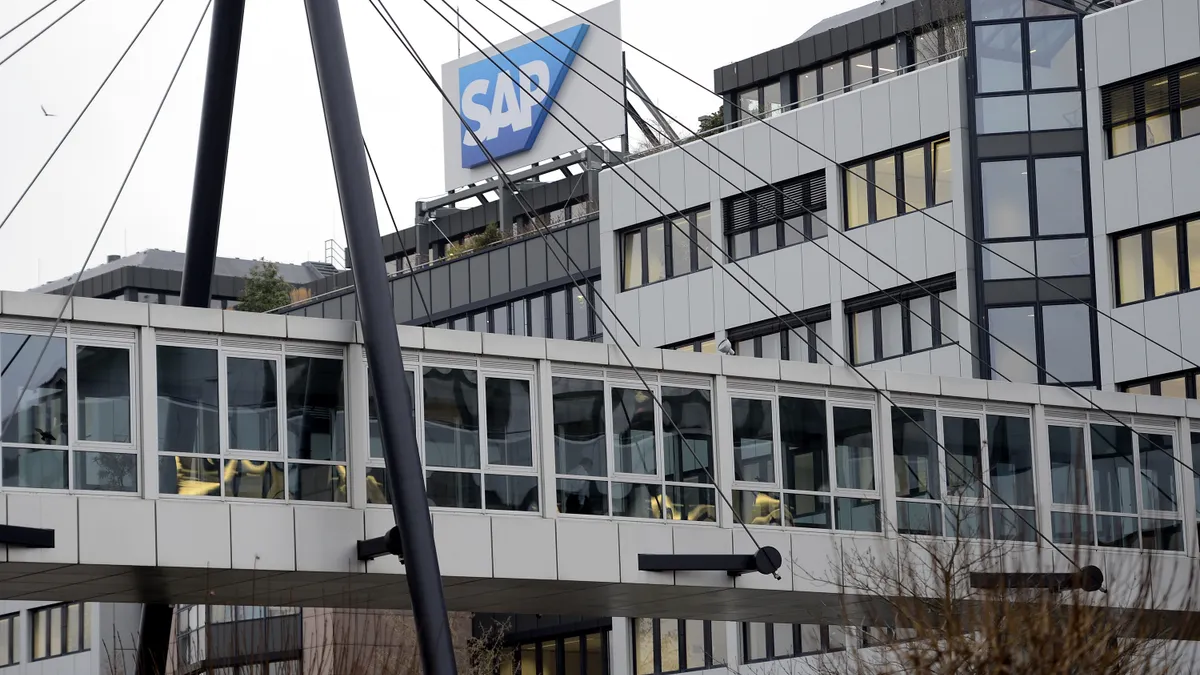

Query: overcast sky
0;0;865;291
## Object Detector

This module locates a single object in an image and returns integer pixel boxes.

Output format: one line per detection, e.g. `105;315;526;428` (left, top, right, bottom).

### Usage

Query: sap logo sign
458;24;589;169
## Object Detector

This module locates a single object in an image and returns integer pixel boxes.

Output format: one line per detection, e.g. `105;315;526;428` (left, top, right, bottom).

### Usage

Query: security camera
717;339;735;356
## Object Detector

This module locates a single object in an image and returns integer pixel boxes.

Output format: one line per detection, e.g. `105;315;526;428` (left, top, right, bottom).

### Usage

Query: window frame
0;327;139;495
845;277;958;365
1113;219;1200;307
729;384;882;533
0;612;17;667
723;173;828;262
434;280;604;342
634;618;717;675
620;208;712;290
727;310;835;365
156;338;349;504
843;137;951;230
1044;415;1186;551
1102;62;1200;158
552;372;717;523
1120;370;1200;399
984;301;1097;386
972;14;1081;96
28;602;88;662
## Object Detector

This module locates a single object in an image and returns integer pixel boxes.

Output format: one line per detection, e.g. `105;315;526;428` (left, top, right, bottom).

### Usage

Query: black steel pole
302;3;458;675
140;4;245;675
178;0;246;306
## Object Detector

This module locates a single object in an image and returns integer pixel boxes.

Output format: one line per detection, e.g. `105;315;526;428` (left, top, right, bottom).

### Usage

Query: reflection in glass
1142;518;1184;551
976;95;1028;134
897;501;941;536
666;485;716;521
973;0;1022;20
366;467;389;505
1051;510;1093;545
427;470;481;508
983;241;1035;280
1029;92;1083;129
76;346;131;444
612;388;656;474
946;503;989;539
226;357;278;452
1;333;68;445
1028;20;1076;89
763;81;782;117
1035;157;1085;235
224;459;285;499
1096;514;1139;548
285;357;344;461
1139;433;1177;512
737;87;760;119
1152;226;1180;296
981;160;1030;238
1049;426;1088;506
877;44;897;81
992;507;1037;542
944;417;982;498
1036;238;1091;277
487;379;533;466
368;370;414;460
934;140;953;204
1;447;67;488
823;61;844;97
423;367;479;469
976;23;1024;93
76;451;136;492
1041;304;1094;383
553;378;606;481
662;387;712;483
159;455;220;496
833;407;874;490
484;474;539;511
557;477;608;515
735;490;785;525
1091;425;1136;514
988;415;1034;506
903;147;927;211
732;398;774;482
798;69;818;103
988;306;1038;382
849;50;872;89
285;463;345;503
786;493;832;529
780;397;827;492
845;164;869;228
892;408;938;499
1117;234;1145;304
835;497;881;532
612;481;661;518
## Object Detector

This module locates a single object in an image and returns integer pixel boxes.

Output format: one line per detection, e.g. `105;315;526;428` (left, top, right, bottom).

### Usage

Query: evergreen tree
236;261;294;313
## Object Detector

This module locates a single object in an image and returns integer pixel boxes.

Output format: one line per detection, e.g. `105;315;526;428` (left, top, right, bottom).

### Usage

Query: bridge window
367;364;538;513
158;343;348;503
552;376;715;520
730;390;881;533
0;331;137;493
29;602;88;661
1043;421;1183;550
633;618;723;674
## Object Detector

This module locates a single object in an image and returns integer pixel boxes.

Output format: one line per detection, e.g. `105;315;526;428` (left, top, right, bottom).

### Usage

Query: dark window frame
845;276;958;366
1113;219;1200;307
723;173;828;261
620;208;712;291
634;618;715;675
0;612;16;667
1120;369;1200;399
741;623;864;664
1102;60;1200;158
727;308;833;364
844;137;951;230
984;300;1097;387
29;602;88;662
972;15;1081;96
664;335;716;353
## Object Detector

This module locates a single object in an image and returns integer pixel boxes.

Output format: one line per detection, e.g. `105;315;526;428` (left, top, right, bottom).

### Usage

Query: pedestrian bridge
0;292;1195;625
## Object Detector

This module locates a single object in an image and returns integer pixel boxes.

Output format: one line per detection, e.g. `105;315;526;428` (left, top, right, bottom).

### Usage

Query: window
723;174;826;260
0;613;16;667
987;303;1094;385
1103;63;1200;157
847;278;958;365
634;618;722;674
741;623;882;662
728;311;834;365
735;81;783;122
666;336;716;353
158;344;348;502
1120;369;1200;399
1045;421;1182;550
731;388;880;532
552;376;715;520
30;603;88;661
893;408;1036;539
1;331;137;492
1114;220;1200;305
499;627;610;675
622;209;711;288
976;23;1024;93
437;281;603;341
844;138;951;229
981;160;1030;239
797;68;819;105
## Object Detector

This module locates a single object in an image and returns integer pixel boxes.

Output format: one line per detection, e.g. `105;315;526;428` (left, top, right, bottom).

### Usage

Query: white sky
0;0;865;291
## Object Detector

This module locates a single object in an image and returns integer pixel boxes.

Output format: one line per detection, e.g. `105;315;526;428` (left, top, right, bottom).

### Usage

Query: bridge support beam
302;3;458;675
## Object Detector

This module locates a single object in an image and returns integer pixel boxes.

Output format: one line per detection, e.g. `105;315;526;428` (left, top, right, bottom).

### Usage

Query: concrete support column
138;326;159;499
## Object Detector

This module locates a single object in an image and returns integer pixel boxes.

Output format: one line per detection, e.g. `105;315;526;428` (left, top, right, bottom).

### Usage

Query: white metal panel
1127;0;1167;76
1109;304;1151;382
888;73;922;147
492;516;558;580
556;519;620;582
832;92;865;163
1163;0;1200;65
859;83;893;156
1103;153;1140;233
768;110;801;182
917;65;950;140
865;218;900;291
1143;296;1185;374
661;276;692;346
1135;145;1175;226
1094;5;1133;85
741;118;772;191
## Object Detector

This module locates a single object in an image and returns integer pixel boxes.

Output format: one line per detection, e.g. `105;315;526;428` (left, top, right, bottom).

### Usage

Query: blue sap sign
457;24;589;169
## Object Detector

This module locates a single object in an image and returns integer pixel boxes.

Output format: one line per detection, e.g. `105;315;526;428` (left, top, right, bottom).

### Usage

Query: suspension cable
362;138;433;321
0;0;59;44
0;0;90;69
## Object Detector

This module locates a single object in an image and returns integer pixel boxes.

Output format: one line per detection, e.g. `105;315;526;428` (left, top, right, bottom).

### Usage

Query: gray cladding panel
548;230;569;280
568;225;590;276
449;259;470;307
431;265;451;313
393;276;414;323
489;248;511;296
469;254;490;303
414;272;433;318
588;220;600;269
527;238;548;286
510;242;528;291
340;293;358;322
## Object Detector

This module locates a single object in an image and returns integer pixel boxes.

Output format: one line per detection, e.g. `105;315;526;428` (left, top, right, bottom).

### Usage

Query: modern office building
7;0;1200;673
